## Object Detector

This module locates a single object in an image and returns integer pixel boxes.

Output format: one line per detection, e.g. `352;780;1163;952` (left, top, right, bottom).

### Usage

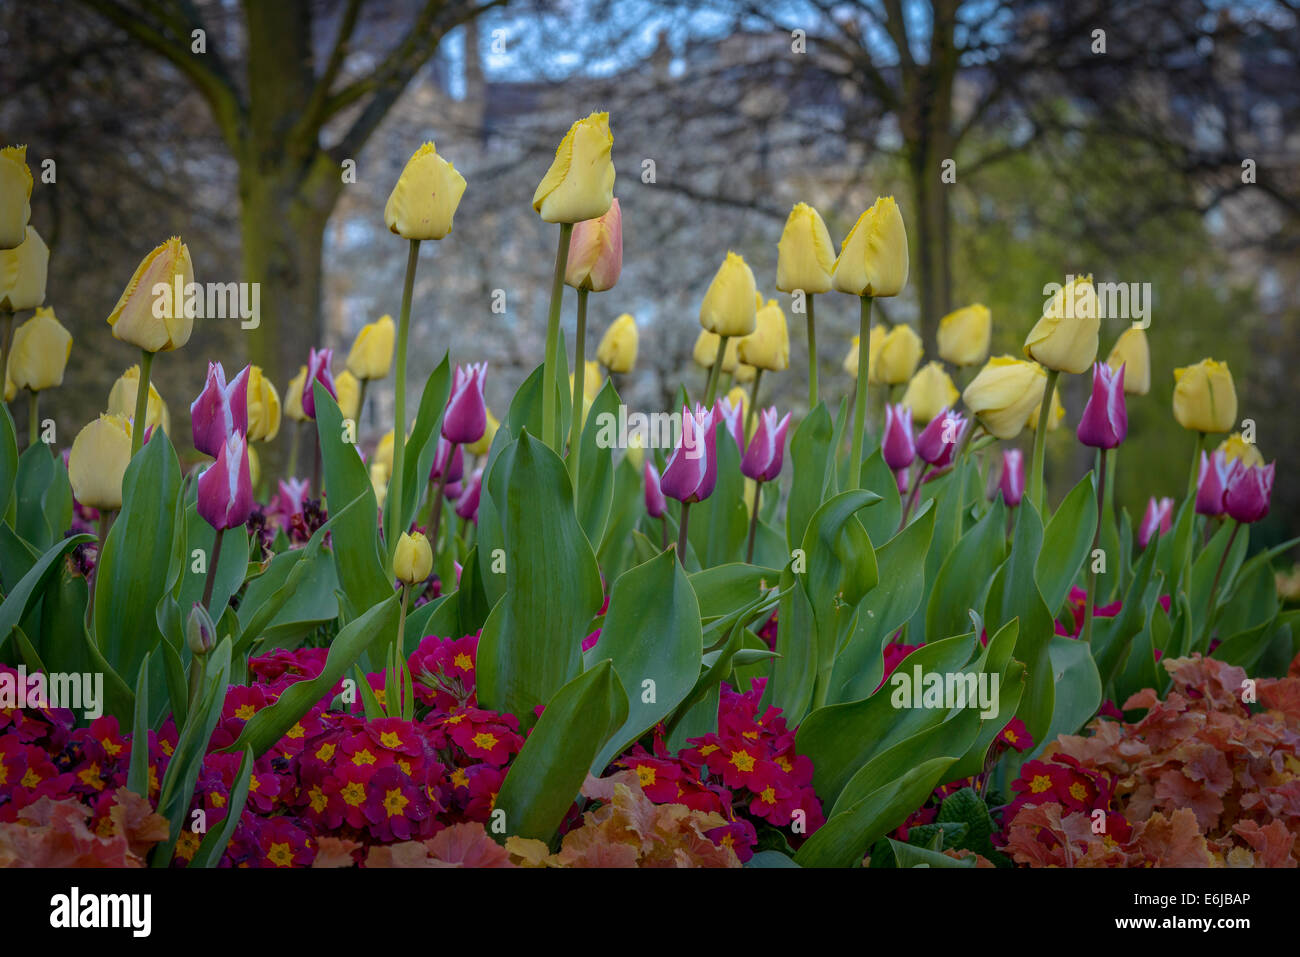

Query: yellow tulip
334;369;361;422
873;324;923;385
1106;327;1150;396
737;299;789;373
466;409;499;457
0;226;48;312
370;462;390;509
346;315;396;381
1217;433;1263;469
733;362;756;384
726;385;749;421
393;530;433;585
532;112;615;224
694;329;722;369
569;360;604;402
1023;276;1098;374
247;443;261;488
7;307;71;392
107;365;169;434
842;324;886;380
775;202;835;294
246;365;282;442
831;196;909;298
901;361;959;424
1172;359;1236;434
68;414;133;510
962;356;1048;440
937;304;991;367
625;432;645;470
284;365;309;423
0;146;33;250
597;313;637;373
374;429;396;474
384;142;467;241
1026;383;1065;432
107;237;194;353
699;252;758;339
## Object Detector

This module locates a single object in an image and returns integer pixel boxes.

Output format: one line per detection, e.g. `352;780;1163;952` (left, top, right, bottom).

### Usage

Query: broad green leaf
858;450;902;545
925;497;1006;641
576;378;620;547
0;404;18;521
689;562;780;622
1037;472;1098;615
687;418;749;567
1092;541;1159;690
884;838;975;868
1041;633;1103;745
785;403;833;550
388;353;451;549
189;747;252;869
765;564;816;725
0;533;91;650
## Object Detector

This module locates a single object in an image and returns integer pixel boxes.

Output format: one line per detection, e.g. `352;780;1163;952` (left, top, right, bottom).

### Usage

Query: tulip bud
1026;385;1065;433
1076;361;1128;450
997;449;1025;507
1138;496;1174;549
1172;358;1236;434
1023;276;1099;374
569;360;604;401
68;414;133;511
643;459;667;517
466;410;499;457
1106;327;1149;396
197;432;254;531
185;603;216;657
443;362;487;445
843;325;884;380
713;395;745;452
107;365;169;434
430;437;464;484
0;146;33;250
699;252;758;339
385;142;467;240
334;370;361;422
284;365;309;423
1223;461;1274;524
107;237;194;353
737;298;790;372
1217;432;1263;469
776;202;835;295
565;198;622;292
393;531;434;585
346;315;396;381
245;365;281;442
916;408;967;469
873;324;923;386
660;405;717;504
596;313;637;373
7;307;71;391
882;403;916;471
369;462;390;509
532;112;615;224
900;361;959;424
895;468;909;495
831;196;909;298
456;468;483;522
962;356;1048;441
190;362;250;457
1195;449;1237;518
937;304;991;367
301;348;336;420
740;407;791;483
0;226;48;312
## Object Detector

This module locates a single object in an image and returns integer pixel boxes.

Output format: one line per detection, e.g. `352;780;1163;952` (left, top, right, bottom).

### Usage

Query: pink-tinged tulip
273;477;310;520
1195;449;1238;517
661;405;717;503
430;437;464;484
190;362;249;457
644;461;666;517
740;407;792;483
445;480;463;501
895;468;909;494
443;362;488;445
1138;496;1174;548
1076;361;1128;450
1224;461;1274;524
713;395;745;452
197;432;254;531
882;403;915;471
998;448;1025;507
915;407;967;469
565;198;622;292
301;348;336;420
455;469;483;522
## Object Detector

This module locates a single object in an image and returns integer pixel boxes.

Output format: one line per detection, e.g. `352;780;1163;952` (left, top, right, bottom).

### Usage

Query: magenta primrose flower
882;403;915;471
740;407;791;483
1223;461;1274;524
1138;495;1174;548
1195;449;1237;517
644;461;666;518
660;405;717;504
197;431;255;531
998;448;1025;507
1076;361;1127;450
443;362;488;445
190;362;249;457
916;407;966;469
301;348;336;420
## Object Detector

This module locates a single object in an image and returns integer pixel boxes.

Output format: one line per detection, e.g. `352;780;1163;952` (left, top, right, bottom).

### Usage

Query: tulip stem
427;447;454;555
745;482;763;563
805;294;818;411
1028;368;1059;512
26;389;38;450
395;585;410;663
1186;431;1207;503
660;515;668;551
130;350;154;456
676;502;691;566
542;223;574;453
900;463;931;531
356;379;369;431
746;369;763;439
388;239;421;566
849;296;873;489
202;528;225;612
704;335;729;408
1081;449;1107;649
567;287;589;499
87;510;112;624
1205;520;1240;638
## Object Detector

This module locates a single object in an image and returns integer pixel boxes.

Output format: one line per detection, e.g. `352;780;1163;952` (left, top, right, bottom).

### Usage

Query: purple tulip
190;362;249;457
713;396;745;452
443;362;488;445
430;437;464;484
302;348;336;420
643;461;666;518
895;467;909;495
197;432;254;531
882;403;916;471
455;469;483;522
660;405;717;504
916;408;967;469
998;448;1025;507
1224;461;1274;524
740;407;791;483
1138;496;1174;548
445;480;463;500
1077;361;1128;450
274;477;310;518
1195;450;1237;517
